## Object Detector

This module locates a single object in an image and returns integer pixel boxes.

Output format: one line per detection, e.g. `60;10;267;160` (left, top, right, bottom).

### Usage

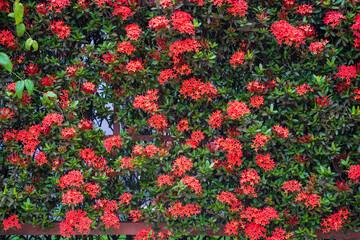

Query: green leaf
15;80;25;99
32;40;38;51
16;23;25;37
0;52;13;72
24;79;34;96
25;38;33;51
8;12;14;18
14;2;24;25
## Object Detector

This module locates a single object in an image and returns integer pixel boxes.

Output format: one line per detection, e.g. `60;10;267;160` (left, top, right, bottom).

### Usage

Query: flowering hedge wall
1;0;360;239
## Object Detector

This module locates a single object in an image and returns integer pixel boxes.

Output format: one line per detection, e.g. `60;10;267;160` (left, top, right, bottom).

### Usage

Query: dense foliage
1;0;360;239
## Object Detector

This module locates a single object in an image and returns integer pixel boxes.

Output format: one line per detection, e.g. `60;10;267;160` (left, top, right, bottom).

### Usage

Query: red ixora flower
133;89;159;113
230;50;245;68
60;210;92;237
171;11;195;35
309;40;328;54
82;82;97;94
147;114;169;132
2;215;21;231
181;176;202;194
208;110;223;129
149;16;171;31
282;180;302;194
125;24;143;41
320;208;350;233
171;156;193;176
295;83;313;95
347;165;360;183
251;133;270;152
100;212;120;229
58;170;84;189
117;41;136;55
227;100;250;120
48;0;71;12
104;135;123;153
126;60;144;73
62;189;84;206
166;201;200;218
250;95;264;108
272;125;290;138
49;20;71;39
0;108;14;121
179;78;218;101
270;20;306;47
324;11;345;27
255;153;275;171
157;174;175;187
119;192;132;205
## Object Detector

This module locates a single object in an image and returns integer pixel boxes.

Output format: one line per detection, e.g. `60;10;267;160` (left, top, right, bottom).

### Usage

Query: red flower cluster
62;189;84;206
2;215;21;231
78;118;93;130
239;169;261;185
113;3;133;20
119;192;132;205
295;191;321;209
214;136;243;167
0;30;16;49
247;80;268;94
208;110;223;129
230;51;245;68
100;212;120;229
61;127;77;140
251;133;270;152
58;170;84;189
104;135;123;153
171;156;193;176
157;174;174;187
272;125;290;138
180;78;218;101
295;83;313;95
270;20;306;47
172;11;195;35
347;164;360;183
117;41;136;55
217;191;242;212
132;144;159;158
16;125;42;155
351;14;360;48
169;39;201;58
125;24;143;41
295;4;314;15
282;180;302;194
148;114;169;131
181;176;202;194
158;69;177;85
126;60;144;73
0;108;14;121
60;210;92;237
35;151;48;166
167;201;200;218
49;20;71;39
149;16;171;31
227;100;250;120
309;40;328;54
324;11;345;27
250;95;264;108
320;208;350;233
133;89;159;113
48;0;70;12
255;153;275;171
335;65;357;84
185;130;205;148
85;182;101;198
177;118;189;132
